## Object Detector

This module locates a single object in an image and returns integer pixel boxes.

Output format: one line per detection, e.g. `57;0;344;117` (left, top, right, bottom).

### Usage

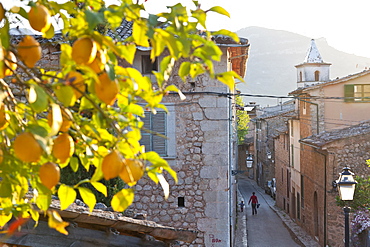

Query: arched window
314;71;320;81
299;71;303;82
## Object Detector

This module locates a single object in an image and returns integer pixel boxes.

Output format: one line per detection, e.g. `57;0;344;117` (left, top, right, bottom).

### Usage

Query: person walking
238;201;245;212
248;192;259;215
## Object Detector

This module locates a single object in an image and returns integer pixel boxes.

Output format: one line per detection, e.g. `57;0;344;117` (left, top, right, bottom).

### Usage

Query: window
301;175;304;208
290;121;294;137
141;55;158;74
291;144;294;168
297;193;301;220
344;84;370;102
314;71;320;81
178;197;185;207
299;71;302;82
141;111;167;156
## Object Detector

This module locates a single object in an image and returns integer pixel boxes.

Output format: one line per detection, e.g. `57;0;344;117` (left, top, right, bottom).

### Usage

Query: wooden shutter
140;113;152;151
344;84;354;102
152;112;166;156
140;112;167;156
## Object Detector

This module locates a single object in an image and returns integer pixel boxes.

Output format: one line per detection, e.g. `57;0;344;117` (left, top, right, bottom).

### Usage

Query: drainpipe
300;141;327;246
228;89;233;247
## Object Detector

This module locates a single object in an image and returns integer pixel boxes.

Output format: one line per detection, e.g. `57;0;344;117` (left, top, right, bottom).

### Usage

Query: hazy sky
144;0;370;58
3;0;370;58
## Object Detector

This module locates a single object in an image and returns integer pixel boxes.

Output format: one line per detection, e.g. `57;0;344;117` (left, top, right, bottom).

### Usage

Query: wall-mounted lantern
246;154;253;168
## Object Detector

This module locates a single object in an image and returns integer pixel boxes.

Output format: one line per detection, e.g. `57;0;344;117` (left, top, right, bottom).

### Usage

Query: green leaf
189;63;205;78
118;44;136;65
43;24;55;39
0;212;12;228
0;179;12;197
79;96;94;111
85;10;105;31
191;9;206;28
36;192;51;211
208;6;230;17
58;184;77;210
0;19;10;49
91;182;107;197
212;29;239;43
70;156;79;172
49;103;62;136
133;20;149;47
54;84;76;107
111;188;134;212
27;124;49;138
77;187;96;212
28;84;49;113
29;209;39;224
179;62;191;81
157;173;169;199
165;85;185;100
216;71;236;89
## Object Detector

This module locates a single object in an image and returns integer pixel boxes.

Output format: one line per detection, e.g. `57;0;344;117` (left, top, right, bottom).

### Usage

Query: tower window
314;71;320;81
299;71;302;82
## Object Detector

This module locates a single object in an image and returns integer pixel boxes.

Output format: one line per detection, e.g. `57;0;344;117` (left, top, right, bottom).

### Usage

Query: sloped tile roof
300;120;370;147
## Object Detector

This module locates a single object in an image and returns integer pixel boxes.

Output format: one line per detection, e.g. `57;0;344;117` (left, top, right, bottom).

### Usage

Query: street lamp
337;167;357;247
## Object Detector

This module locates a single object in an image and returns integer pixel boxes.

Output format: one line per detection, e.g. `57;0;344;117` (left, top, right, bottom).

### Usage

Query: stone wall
274;133;290;212
324;132;370;247
128;51;235;247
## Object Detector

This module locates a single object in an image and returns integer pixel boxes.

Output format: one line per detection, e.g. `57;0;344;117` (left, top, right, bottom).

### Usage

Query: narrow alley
235;174;320;247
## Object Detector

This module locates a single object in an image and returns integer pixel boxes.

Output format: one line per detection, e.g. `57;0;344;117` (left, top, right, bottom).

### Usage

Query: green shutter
344;84;354;102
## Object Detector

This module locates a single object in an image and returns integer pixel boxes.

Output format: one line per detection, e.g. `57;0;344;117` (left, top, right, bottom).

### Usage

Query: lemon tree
0;0;242;235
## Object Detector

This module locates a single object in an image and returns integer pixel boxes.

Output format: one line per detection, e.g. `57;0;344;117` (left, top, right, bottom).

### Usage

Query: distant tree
336;176;370;209
236;95;250;144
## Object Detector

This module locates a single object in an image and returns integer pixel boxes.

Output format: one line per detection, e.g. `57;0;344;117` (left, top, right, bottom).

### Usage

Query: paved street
235;175;305;247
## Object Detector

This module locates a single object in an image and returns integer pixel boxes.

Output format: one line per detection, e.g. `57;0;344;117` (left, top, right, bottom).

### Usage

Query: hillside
237;26;370;106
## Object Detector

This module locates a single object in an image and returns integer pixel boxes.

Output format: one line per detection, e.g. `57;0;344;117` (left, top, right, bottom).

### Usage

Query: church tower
295;39;331;88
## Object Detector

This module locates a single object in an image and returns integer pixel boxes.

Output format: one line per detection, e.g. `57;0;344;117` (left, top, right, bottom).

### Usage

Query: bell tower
295;39;331;88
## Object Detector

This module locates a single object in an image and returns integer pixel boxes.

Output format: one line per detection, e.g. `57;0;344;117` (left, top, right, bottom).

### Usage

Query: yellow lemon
119;159;144;186
0;149;3;164
47;110;72;133
28;4;51;33
0;3;5;22
52;133;75;163
101;150;124;180
88;49;106;74
95;73;119;105
65;71;86;99
17;35;41;68
39;162;60;189
13;132;43;163
71;37;97;65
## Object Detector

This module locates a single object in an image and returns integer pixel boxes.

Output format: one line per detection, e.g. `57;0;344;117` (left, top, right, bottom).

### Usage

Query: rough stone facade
299;121;370;247
274;132;290;213
9;32;249;246
128;50;238;247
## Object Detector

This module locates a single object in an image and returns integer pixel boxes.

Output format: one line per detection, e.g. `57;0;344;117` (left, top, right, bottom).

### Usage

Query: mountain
236;26;370;107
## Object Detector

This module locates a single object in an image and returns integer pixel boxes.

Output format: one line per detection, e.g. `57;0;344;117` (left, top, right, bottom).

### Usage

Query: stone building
128;38;250;246
272;39;370;246
252;101;295;192
6;20;250;247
